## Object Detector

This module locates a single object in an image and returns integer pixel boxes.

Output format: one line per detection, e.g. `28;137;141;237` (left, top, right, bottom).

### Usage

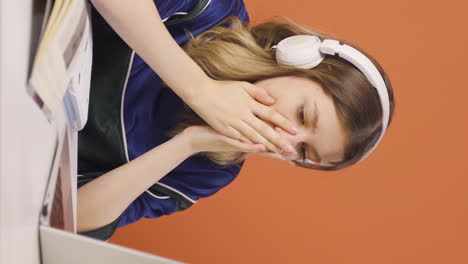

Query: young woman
77;0;395;241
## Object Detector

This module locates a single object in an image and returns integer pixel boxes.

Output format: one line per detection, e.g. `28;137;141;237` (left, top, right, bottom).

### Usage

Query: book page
28;0;92;122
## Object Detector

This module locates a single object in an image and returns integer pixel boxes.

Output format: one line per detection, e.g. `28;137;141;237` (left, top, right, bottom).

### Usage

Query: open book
29;0;92;131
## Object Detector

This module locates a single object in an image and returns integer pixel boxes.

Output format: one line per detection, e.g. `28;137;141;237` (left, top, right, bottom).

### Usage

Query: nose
275;126;304;152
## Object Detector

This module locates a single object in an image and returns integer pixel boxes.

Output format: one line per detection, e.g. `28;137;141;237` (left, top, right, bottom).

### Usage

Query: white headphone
271;35;390;165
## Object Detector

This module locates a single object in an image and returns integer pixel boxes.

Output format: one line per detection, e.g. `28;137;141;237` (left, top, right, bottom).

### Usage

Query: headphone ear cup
275;35;326;69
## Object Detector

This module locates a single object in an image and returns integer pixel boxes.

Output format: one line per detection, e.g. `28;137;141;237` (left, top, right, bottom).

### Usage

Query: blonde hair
166;16;395;171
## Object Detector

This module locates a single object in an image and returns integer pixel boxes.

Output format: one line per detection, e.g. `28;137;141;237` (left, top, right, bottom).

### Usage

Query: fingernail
291;127;298;133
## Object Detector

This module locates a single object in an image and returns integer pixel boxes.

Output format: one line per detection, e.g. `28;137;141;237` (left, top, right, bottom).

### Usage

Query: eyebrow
306;102;322;163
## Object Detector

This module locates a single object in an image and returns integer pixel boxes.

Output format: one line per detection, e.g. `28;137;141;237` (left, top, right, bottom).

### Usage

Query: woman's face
251;75;350;167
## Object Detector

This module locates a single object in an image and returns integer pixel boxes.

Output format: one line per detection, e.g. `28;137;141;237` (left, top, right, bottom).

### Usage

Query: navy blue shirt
119;0;250;228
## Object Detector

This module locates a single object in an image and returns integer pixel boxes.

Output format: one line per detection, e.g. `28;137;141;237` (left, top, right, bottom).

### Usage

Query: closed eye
298;104;307;162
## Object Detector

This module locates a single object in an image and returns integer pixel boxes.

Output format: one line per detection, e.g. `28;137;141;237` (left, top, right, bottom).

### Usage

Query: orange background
109;0;468;263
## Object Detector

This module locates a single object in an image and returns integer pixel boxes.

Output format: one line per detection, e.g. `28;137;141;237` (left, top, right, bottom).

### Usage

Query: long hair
166;15;395;171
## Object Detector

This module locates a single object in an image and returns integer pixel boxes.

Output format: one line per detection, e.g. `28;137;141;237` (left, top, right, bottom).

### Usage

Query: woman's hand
186;78;298;154
184;125;267;154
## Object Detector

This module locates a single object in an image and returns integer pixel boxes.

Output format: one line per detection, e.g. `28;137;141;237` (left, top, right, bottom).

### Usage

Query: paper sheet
28;0;92;125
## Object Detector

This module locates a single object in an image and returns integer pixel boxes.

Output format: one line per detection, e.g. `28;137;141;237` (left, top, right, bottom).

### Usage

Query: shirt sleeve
77;175;179;241
77;215;121;242
76;196;177;242
116;191;179;229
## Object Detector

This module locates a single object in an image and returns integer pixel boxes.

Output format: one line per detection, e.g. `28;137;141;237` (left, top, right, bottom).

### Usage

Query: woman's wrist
180;126;203;154
183;76;215;109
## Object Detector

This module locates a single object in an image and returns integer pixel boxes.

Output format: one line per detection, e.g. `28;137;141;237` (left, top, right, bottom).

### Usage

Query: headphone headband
273;35;390;165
